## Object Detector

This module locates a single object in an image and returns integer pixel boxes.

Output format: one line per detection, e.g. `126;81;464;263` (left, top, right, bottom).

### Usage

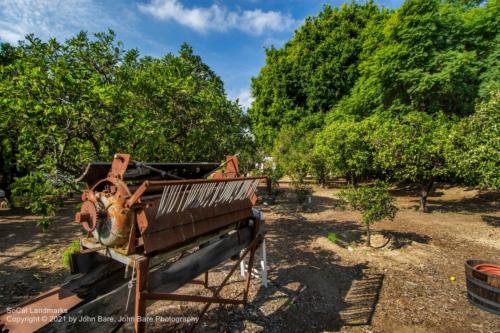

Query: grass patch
327;232;337;244
63;240;81;268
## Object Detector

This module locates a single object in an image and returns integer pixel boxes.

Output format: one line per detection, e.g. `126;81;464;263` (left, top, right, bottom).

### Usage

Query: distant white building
256;156;275;170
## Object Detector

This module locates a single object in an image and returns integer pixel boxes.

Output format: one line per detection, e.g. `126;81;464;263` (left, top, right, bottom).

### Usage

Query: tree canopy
0;31;251;226
249;1;388;148
0;0;498;222
250;0;499;211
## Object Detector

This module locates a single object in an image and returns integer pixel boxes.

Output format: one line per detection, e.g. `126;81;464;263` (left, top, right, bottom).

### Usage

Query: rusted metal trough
0;153;269;333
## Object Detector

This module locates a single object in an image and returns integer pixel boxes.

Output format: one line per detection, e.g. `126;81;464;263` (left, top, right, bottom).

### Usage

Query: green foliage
315;119;373;186
120;44;250;162
447;90;500;188
372;112;451;183
356;0;485;117
339;182;398;226
0;32;251;225
264;167;285;189
11;170;76;229
63;240;81;268
339;182;398;246
478;36;500;99
327;232;338;244
307;149;329;187
293;183;313;204
273;125;316;183
371;112;452;211
249;2;387;148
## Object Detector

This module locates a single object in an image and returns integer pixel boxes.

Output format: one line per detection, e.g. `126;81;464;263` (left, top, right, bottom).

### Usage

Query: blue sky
0;0;403;109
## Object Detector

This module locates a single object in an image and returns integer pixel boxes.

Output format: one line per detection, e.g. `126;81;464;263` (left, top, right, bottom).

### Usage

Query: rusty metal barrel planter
465;259;500;315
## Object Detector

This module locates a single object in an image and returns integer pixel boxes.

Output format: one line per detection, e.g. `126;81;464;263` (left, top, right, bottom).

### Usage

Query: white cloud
231;88;254;110
138;0;296;35
0;0;118;44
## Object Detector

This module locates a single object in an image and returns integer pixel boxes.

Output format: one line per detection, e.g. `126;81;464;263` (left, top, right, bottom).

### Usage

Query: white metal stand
240;238;268;287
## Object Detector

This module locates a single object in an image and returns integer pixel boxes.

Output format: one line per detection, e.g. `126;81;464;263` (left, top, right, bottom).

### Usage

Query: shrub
294;183;313;204
338;182;397;247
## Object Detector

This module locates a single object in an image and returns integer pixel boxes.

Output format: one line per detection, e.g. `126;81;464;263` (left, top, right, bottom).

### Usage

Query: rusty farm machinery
0;153;270;333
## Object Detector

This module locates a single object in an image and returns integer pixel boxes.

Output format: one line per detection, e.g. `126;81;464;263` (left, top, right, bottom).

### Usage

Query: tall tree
315;119;373;187
446;90;500;188
116;43;250;162
0;32;250;227
353;0;486;117
371;112;453;212
249;2;387;148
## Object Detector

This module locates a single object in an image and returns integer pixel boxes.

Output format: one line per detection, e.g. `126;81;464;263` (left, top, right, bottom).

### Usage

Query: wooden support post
134;257;149;333
204;271;209;288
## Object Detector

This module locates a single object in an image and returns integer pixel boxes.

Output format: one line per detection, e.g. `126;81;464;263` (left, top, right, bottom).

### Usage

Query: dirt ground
0;184;499;332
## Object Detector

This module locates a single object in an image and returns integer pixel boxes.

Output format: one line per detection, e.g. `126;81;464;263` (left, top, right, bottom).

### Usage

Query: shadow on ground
406;191;499;214
268;187;342;214
195;215;384;332
0;203;81;310
481;215;500;227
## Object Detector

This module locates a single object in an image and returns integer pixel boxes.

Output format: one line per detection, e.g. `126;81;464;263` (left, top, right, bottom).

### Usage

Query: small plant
327;232;337;244
293;183;313;204
63;240;81;268
11;170;76;230
338;181;398;247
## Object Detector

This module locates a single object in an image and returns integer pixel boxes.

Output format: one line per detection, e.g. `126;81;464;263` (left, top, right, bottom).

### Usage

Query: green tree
463;0;500;98
352;0;490;117
315;119;373;187
272;115;323;183
339;182;398;246
116;43;250;162
0;31;126;225
371;112;452;212
478;37;500;99
0;32;250;227
249;2;387;148
447;90;500;188
308;149;329;187
273;127;313;183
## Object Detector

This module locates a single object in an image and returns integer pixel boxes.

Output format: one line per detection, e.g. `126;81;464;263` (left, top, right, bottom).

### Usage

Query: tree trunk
352;176;358;188
320;176;326;188
420;178;434;213
348;173;358;188
366;223;371;247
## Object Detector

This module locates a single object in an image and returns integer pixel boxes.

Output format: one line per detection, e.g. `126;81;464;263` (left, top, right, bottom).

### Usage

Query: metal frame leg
239;239;268;288
189;235;261;333
243;245;256;303
260;239;268;288
134;258;149;333
132;235;264;333
240;251;246;278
